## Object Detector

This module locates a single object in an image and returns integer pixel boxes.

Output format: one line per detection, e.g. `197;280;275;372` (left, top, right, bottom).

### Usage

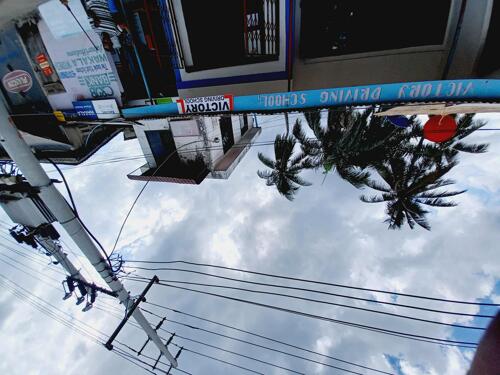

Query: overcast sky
0;113;499;375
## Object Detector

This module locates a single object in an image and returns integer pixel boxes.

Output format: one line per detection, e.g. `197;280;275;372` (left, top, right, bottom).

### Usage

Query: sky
0;112;499;375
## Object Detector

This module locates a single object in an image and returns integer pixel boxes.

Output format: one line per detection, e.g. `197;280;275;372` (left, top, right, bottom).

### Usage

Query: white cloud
1;112;500;375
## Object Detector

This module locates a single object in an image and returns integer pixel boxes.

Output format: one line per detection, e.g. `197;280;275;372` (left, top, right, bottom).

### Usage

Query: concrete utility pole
0;101;178;367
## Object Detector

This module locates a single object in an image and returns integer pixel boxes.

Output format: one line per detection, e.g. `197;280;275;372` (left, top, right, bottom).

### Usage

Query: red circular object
423;115;457;143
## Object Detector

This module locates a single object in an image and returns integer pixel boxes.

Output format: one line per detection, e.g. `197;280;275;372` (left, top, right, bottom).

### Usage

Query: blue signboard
73;100;98;119
122;79;500;119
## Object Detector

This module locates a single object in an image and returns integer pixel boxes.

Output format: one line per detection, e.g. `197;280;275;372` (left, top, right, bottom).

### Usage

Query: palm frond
257;152;276;169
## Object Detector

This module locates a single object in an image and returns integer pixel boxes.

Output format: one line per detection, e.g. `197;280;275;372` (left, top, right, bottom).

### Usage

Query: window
300;0;451;59
179;0;279;71
245;0;278;56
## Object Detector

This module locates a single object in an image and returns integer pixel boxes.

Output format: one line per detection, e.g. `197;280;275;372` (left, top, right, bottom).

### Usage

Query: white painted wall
206;117;224;164
133;118;170;168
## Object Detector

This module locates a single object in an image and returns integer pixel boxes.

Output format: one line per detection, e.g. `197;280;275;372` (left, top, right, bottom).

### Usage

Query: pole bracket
104;275;159;350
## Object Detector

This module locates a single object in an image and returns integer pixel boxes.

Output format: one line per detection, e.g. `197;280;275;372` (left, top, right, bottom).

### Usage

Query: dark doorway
145;129;177;164
220;116;235;153
241;115;249;136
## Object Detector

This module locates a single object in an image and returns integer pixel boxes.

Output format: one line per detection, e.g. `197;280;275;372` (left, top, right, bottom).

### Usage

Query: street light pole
0;101;177;367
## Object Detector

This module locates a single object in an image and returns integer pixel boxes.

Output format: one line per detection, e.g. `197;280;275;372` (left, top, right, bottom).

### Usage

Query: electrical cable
171;343;264;375
123;260;500;307
99;306;301;375
0;254;64;286
0;275;159;375
127;276;487;331
144;302;395;375
44;157;115;271
0;276;105;343
113;343;193;375
124;269;495;319
138;282;479;348
140;308;386;375
111;348;160;375
168;331;307;375
110;140;208;256
61;1;99;50
0;240;67;272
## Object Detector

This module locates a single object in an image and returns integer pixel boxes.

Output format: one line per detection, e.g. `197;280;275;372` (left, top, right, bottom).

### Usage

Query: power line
0;274;160;375
0;275;106;343
126;276;486;331
171;343;265;375
140;307;390;375
123;268;495;319
122;260;500;307
168;332;306;375
111;139;214;256
0;253;65;285
96;308;304;375
137;282;479;348
0;241;67;273
144;302;394;375
0;245;120;312
111;347;160;375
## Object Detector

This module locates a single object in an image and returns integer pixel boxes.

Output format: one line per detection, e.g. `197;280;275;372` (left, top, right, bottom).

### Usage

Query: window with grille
179;0;279;72
245;0;279;57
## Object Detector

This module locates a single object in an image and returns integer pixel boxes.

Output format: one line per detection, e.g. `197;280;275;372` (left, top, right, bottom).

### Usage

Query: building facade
129;114;260;184
156;0;499;97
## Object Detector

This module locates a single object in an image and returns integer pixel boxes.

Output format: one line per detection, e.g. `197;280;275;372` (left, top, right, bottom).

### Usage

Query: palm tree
257;134;311;201
292;107;399;188
414;114;489;165
360;155;465;230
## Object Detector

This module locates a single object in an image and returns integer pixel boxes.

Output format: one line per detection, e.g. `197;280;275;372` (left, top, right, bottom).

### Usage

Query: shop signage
2;70;33;94
36;53;54;77
72;99;120;120
176;94;234;114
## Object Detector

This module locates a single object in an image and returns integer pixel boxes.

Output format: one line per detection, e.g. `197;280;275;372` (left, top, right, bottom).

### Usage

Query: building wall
206;117;224;164
167;0;498;98
134;118;170;168
446;0;494;78
134;115;249;170
291;0;462;89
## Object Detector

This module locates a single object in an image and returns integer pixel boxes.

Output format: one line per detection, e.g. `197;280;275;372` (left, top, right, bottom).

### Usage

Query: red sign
36;53;53;77
176;94;234;114
423;115;457;143
2;70;33;93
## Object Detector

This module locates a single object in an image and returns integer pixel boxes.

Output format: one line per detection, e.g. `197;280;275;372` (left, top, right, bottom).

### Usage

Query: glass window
300;0;451;59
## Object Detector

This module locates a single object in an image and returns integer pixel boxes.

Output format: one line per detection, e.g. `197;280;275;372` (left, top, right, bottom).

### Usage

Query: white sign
92;99;120;119
176;95;234;114
38;0;92;39
38;18;122;109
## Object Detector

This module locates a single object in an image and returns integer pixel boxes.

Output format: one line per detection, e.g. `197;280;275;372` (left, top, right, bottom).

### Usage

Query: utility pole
0;101;178;367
